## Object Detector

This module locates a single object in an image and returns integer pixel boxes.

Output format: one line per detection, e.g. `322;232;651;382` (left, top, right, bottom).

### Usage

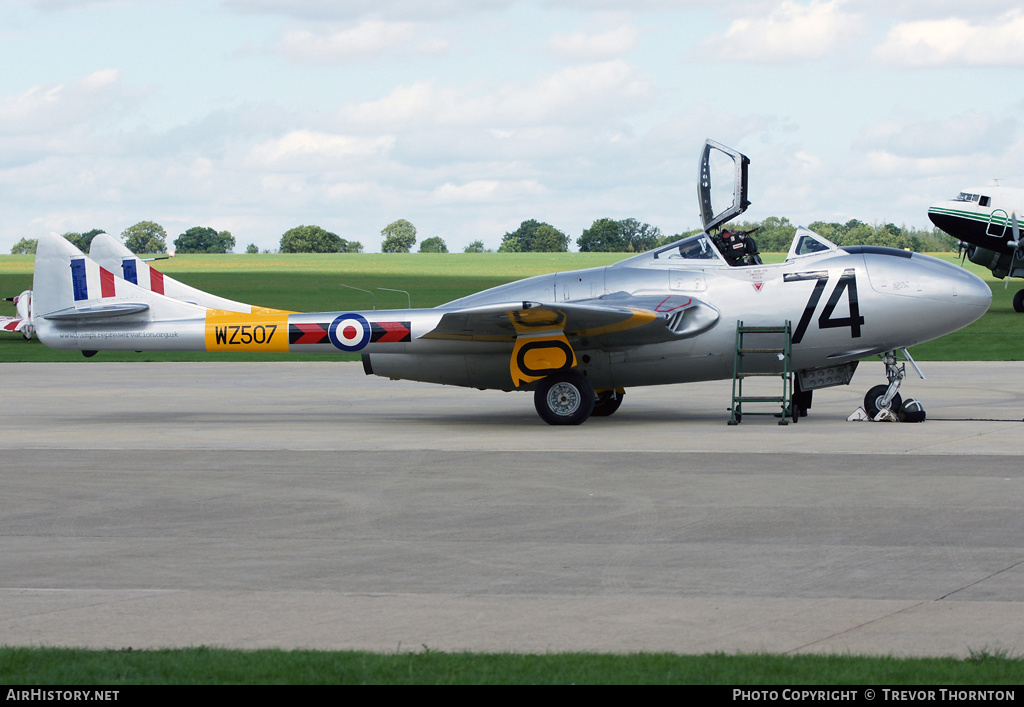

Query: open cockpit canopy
699;139;750;233
618;140;839;268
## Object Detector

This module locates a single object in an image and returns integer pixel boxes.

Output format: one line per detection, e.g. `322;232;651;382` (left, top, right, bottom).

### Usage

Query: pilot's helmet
899;399;926;423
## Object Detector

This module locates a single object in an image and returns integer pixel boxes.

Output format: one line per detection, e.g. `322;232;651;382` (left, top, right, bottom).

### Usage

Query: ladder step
731;321;793;425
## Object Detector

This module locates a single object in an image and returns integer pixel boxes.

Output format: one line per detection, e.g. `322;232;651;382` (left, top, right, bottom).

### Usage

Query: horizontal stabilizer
41;302;150;320
1;316;25;332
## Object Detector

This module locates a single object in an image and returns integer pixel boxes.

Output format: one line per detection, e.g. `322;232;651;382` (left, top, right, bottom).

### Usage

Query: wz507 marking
205;314;289;352
213;323;278;346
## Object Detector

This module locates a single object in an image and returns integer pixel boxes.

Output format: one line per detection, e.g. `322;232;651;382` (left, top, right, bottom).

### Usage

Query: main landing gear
534;370;595;425
1013;289;1024;314
533;371;626;425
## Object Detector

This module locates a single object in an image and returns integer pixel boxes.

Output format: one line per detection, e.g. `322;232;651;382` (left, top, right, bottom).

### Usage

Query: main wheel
1013;289;1024;313
864;384;902;418
534;370;595;425
592;389;624;417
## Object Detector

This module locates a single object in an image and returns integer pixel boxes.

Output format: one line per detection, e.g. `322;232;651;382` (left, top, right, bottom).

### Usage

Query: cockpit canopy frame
698;139;751;233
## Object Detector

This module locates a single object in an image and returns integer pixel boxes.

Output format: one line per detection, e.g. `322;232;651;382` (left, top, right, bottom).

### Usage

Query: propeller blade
1010;213;1021;288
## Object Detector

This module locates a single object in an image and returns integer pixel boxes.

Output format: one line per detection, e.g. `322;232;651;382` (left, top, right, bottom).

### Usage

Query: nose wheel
864;384;903;418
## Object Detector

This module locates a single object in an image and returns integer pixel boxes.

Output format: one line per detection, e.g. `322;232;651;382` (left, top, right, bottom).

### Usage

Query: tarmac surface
2;360;1022;656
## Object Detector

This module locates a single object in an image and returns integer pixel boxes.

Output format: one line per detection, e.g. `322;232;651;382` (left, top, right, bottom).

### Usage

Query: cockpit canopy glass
955;192;991;207
699;140;750;232
651;233;724;262
786;228;838;260
625;227;838;268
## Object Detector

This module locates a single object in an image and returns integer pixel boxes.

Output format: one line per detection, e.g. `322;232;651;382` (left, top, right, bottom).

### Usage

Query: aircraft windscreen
794;234;832;255
786;228;838;260
653;233;722;261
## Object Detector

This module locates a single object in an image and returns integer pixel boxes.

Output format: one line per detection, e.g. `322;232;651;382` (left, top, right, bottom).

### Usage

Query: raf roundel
328;313;371;351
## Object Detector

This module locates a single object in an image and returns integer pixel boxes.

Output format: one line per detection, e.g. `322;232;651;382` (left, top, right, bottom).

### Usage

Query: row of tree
9;222;236;255
9;217;960;256
497;216;957;253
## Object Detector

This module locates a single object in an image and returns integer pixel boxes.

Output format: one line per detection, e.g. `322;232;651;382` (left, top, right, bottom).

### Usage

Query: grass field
0;251;1017;362
2;647;1022;685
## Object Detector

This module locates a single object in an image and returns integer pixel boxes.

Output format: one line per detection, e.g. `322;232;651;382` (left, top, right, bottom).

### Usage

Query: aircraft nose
927;202;956;234
950;260;994;309
865;250;988;304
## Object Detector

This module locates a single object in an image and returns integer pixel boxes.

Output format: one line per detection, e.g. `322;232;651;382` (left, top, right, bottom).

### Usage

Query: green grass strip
1;647;1022;685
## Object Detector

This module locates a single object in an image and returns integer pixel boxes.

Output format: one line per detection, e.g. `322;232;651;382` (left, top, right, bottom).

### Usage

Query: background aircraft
0;290;33;339
28;141;992;425
928;185;1024;312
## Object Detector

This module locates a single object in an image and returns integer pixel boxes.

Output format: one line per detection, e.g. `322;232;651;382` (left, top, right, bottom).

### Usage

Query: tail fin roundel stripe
70;258;118;301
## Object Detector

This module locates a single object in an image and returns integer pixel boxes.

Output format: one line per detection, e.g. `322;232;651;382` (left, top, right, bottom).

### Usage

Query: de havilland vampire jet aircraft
928;185;1024;313
28;140;992;425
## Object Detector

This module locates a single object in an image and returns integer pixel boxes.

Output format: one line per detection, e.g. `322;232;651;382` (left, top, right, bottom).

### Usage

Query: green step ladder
728;321;794;425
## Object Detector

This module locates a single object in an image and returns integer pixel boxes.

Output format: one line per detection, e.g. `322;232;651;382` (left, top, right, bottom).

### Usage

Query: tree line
9;216;959;256
9;222;237;255
492;216;957;254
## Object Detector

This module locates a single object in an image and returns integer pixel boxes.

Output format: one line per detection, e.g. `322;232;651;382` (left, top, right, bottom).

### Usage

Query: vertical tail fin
32;233;204;325
88;232;288;314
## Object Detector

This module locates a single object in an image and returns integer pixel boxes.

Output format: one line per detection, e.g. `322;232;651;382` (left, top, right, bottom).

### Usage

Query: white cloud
246;130;395;169
0;69;130;136
858;150;987;178
342;60;652;129
856;112;1018;158
871;10;1024;67
699;0;863;63
432;179;546;203
224;0;513;21
273;20;447;62
549;25;640;61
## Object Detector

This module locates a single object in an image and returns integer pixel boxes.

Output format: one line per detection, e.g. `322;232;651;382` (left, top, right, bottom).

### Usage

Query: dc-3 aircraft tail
29;140;993;425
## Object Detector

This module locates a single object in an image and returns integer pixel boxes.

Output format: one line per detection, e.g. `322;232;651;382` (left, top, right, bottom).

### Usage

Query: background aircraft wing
1;315;25;333
424;294;719;346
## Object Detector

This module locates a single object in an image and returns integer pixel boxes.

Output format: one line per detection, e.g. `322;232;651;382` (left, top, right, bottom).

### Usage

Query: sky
1;0;1022;253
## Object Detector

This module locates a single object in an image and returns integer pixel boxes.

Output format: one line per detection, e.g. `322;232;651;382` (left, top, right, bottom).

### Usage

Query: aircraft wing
1;316;25;333
424;294;719;346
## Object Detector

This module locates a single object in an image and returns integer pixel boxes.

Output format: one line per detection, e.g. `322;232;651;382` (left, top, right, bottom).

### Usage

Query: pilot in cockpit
714;228;762;267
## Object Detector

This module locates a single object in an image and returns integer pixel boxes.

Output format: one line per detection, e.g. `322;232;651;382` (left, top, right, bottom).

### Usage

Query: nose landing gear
858;349;926;421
